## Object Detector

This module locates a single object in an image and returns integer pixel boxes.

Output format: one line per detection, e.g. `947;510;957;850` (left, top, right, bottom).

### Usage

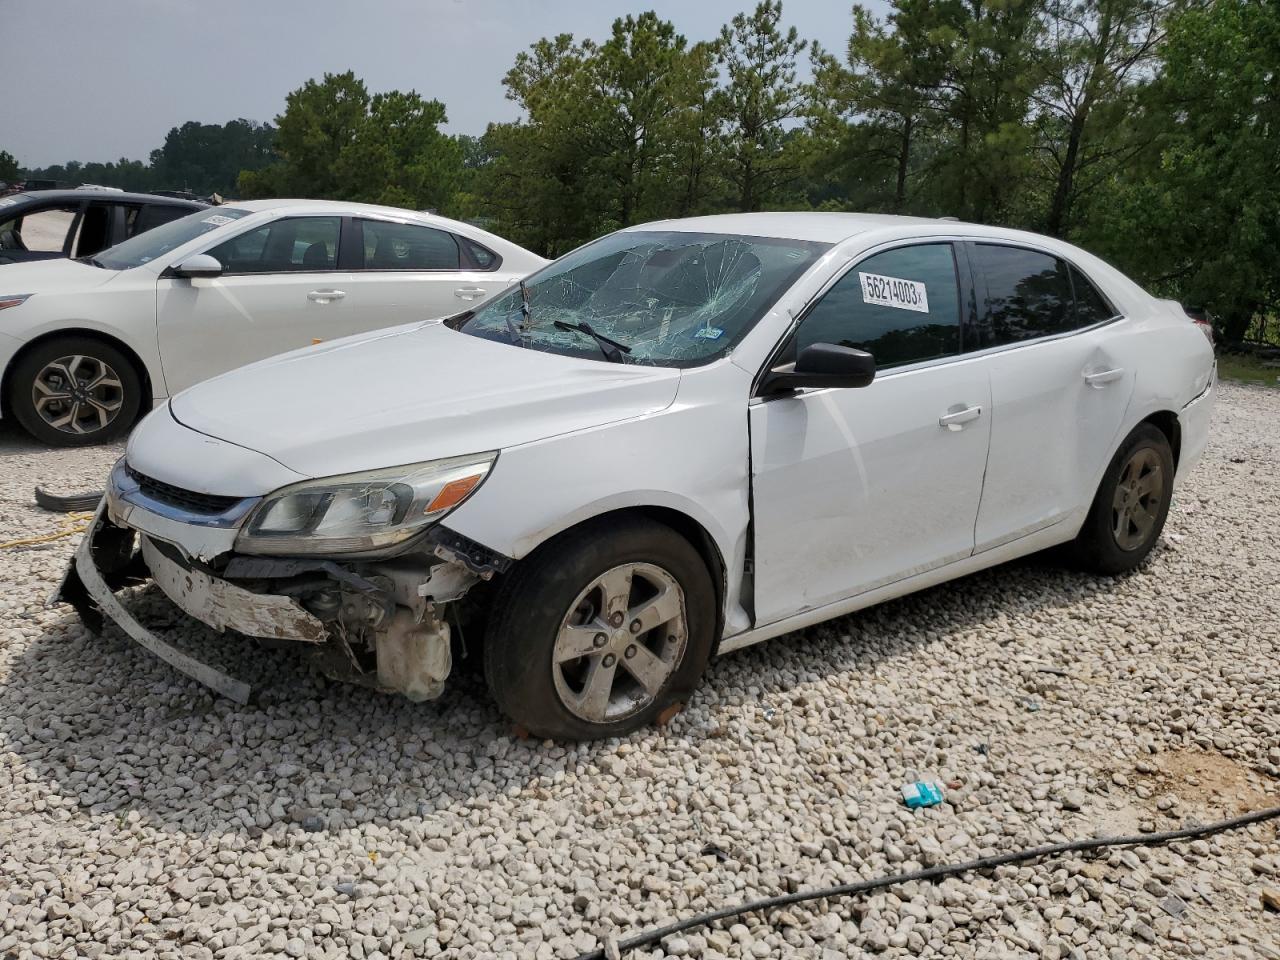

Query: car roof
5;189;207;207
628;212;953;244
228;198;468;221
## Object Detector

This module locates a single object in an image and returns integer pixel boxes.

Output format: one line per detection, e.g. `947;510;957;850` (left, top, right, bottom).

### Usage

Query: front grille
126;466;244;515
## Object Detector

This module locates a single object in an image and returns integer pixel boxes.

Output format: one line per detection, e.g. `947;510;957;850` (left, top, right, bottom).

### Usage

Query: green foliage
715;1;809;212
149;119;275;197
0;150;19;182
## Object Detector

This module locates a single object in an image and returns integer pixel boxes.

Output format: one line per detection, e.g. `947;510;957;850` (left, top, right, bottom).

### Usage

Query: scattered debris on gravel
1;382;1277;960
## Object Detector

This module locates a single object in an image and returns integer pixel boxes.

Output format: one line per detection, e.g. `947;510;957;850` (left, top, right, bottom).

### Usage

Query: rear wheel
1072;422;1175;575
7;337;141;446
484;516;715;740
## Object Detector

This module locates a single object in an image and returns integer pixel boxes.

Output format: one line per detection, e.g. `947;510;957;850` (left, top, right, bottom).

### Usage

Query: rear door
337;216;519;329
749;242;992;625
156;214;352;392
967;242;1135;552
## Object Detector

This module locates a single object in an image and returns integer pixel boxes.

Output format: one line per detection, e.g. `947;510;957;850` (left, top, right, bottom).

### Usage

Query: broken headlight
234;452;496;555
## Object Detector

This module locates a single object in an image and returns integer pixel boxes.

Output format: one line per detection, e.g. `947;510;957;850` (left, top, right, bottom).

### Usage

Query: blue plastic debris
901;780;945;808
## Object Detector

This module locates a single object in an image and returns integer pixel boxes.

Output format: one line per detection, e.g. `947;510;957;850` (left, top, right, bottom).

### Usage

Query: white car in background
61;212;1215;740
0;200;547;445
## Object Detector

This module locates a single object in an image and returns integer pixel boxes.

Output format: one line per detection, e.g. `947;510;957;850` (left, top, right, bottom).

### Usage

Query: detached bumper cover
57;502;328;704
57;504;253;703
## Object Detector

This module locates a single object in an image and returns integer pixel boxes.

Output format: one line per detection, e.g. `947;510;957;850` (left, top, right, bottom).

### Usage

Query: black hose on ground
34;486;103;513
575;803;1280;959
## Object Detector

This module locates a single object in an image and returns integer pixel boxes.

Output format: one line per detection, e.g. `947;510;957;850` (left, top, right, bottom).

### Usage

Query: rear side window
1071;265;1116;326
461;237;500;270
974;244;1075;345
794;243;961;368
359;219;459;270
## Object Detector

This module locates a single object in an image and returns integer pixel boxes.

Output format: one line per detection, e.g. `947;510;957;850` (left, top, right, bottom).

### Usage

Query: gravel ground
1;383;1278;960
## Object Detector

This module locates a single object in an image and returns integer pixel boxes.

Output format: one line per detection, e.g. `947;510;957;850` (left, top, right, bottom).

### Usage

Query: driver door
748;243;992;626
156;215;353;393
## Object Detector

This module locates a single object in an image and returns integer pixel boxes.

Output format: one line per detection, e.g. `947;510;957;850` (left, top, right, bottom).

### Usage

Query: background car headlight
0;294;33;311
235;452;496;555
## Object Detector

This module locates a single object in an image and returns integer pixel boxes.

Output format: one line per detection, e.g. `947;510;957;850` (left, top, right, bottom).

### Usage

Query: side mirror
762;342;876;394
169;254;223;279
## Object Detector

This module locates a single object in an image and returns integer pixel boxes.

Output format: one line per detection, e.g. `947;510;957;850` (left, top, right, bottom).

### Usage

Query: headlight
0;294;33;311
235;451;496;555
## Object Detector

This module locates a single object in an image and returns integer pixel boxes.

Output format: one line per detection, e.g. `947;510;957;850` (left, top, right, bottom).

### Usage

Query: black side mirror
761;342;876;394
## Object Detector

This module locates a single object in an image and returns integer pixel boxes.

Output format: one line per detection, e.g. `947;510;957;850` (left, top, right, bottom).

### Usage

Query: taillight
1182;305;1214;345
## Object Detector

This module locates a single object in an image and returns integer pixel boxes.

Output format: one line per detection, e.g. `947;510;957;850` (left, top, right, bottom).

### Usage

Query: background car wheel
1072;422;1175;575
8;337;141;446
484;515;716;740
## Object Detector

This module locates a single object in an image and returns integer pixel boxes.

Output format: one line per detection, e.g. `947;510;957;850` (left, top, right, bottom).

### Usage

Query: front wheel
1072;422;1175;575
484;516;716;740
8;337;141;446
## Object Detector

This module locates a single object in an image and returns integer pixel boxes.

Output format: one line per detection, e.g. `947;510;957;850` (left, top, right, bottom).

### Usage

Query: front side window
457;230;829;367
360;219;459;270
95;207;250;270
974;244;1075;345
2;204;79;253
207;216;341;274
791;243;961;368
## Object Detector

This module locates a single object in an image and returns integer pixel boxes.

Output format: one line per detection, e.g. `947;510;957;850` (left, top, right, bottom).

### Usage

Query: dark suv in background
0;190;206;265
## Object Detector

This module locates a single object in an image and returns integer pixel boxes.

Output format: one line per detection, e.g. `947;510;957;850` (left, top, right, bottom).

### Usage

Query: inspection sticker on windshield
201;214;235;226
694;326;724;340
859;272;929;313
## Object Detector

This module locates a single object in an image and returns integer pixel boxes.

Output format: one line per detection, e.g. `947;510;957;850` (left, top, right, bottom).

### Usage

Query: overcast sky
6;0;888;168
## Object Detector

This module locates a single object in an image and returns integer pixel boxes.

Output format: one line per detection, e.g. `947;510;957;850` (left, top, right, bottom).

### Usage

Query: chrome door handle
307;289;346;303
454;286;489;300
1084;367;1124;387
939;405;983;431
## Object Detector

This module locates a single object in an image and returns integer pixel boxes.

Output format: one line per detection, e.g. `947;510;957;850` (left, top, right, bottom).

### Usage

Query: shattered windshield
456;230;829;366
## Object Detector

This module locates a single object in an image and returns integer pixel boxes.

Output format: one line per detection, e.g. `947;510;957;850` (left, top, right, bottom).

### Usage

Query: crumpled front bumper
54;497;327;705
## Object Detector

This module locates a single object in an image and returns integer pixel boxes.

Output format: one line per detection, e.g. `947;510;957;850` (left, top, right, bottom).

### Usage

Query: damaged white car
58;213;1216;740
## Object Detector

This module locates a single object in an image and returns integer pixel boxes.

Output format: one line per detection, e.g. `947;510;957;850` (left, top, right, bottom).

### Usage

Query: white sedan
60;213;1215;740
0;199;547;445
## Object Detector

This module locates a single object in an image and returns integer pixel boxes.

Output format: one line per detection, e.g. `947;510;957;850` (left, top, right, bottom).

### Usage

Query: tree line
7;0;1277;341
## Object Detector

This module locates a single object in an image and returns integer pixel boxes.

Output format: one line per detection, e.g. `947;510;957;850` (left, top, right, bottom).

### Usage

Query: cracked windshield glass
457;231;830;366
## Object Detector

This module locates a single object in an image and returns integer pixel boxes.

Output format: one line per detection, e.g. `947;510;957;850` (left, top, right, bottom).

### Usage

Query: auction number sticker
859;272;929;313
0;198;16;207
201;214;235;226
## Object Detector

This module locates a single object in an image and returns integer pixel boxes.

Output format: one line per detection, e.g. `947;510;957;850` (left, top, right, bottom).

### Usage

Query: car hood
169;322;682;480
0;256;121;292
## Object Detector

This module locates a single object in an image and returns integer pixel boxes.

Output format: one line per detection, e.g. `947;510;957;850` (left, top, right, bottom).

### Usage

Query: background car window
71;203;112;258
208;216;340;273
461;236;499;270
794;243;961;368
132;204;191;236
1071;265;1117;326
975;244;1075;345
10;206;79;252
360;219;459;270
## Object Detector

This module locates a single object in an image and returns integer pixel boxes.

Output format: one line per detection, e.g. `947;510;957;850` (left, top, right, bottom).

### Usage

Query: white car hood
169;323;682;480
0;257;121;292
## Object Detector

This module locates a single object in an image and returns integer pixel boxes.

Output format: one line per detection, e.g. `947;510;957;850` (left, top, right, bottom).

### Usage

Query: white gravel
1;383;1278;960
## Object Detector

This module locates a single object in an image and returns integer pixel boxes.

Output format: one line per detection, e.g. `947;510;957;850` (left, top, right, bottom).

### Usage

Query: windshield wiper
553;320;631;363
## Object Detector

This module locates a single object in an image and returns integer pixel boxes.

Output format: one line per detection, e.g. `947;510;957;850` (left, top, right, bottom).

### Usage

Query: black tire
7;337;141;446
1072;422;1175;575
484;516;716;740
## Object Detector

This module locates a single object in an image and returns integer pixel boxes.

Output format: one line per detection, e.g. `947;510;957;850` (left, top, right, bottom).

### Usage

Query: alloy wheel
30;355;125;436
1111;447;1165;551
551;562;688;724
